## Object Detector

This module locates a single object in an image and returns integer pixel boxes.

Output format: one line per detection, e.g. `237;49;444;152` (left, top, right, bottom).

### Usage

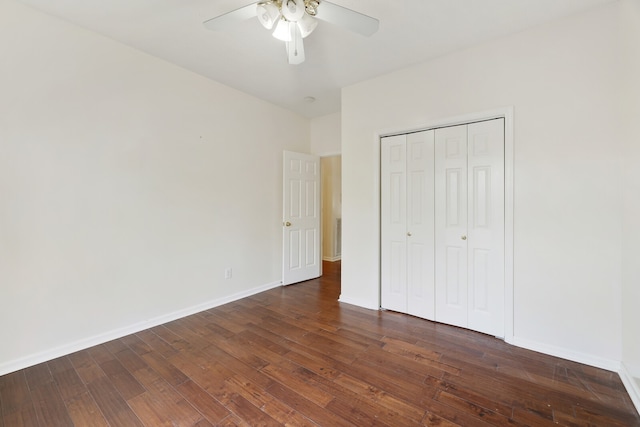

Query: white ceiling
17;0;616;118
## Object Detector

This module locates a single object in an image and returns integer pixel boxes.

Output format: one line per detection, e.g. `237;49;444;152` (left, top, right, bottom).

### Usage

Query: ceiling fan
203;0;379;65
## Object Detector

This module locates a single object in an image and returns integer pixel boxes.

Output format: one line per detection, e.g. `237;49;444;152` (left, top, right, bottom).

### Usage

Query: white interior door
435;125;469;328
406;131;436;320
434;119;505;336
380;131;435;319
283;151;321;286
467;119;505;337
381;135;408;312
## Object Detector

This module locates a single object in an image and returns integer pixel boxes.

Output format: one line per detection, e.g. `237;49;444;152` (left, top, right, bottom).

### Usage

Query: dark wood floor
1;261;638;426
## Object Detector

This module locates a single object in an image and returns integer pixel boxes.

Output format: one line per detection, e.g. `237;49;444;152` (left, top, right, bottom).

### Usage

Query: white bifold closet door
435;119;504;337
381;118;505;338
380;130;436;320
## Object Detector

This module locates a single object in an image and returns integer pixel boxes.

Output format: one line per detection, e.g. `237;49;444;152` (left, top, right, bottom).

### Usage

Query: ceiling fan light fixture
297;12;318;38
204;0;379;66
272;18;293;41
281;0;305;22
257;1;281;30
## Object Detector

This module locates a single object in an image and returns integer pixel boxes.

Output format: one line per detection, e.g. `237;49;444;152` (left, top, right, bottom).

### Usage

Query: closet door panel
381;135;408;312
435;125;468;328
407;131;435;320
467;119;505;337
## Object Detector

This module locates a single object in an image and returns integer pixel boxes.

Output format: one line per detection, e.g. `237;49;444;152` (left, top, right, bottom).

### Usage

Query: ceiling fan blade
203;3;257;31
315;1;379;37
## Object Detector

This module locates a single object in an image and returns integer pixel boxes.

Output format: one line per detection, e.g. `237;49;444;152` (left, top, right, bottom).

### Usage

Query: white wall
341;2;627;368
0;0;310;374
620;0;640;405
310;112;341;156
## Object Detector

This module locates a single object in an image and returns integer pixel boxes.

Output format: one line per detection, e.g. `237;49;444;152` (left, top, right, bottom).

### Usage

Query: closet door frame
377;107;514;342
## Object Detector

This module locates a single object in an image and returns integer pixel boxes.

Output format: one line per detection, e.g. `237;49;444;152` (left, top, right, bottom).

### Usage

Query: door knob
461;235;467;240
284;221;292;227
407;232;412;237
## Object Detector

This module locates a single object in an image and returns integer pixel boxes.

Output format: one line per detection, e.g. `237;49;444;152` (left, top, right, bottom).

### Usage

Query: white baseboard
322;256;341;262
509;336;621;372
0;280;282;377
620;363;640;414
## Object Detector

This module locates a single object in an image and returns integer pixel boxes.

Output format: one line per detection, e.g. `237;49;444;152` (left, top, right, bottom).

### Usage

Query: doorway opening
321;155;342;262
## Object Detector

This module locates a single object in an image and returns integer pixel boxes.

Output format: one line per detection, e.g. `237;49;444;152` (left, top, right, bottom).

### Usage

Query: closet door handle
461;235;467;240
407;232;412;237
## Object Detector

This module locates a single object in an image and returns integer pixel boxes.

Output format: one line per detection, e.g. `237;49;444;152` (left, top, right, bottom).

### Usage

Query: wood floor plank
439;368;565;418
225;393;281;426
98;359;145;400
212;335;270;369
216;413;252;427
336;356;438;408
135;329;179;358
64;392;109;427
332;373;426;422
30;381;74;427
103;339;129;355
128;366;203;426
304;367;423;427
511;407;559;427
199;344;274;390
259;360;335;407
1;261;638;427
138;350;189;387
175;380;230;424
113;347;148;374
2;403;40;427
23;363;53;391
86;376;144;427
324;396;396;427
46;357;75;377
266;382;353;427
68;350;106;385
119;333;152;355
223;374;316;426
434;390;517;427
329;324;385;348
87;344;115;366
164;319;217;351
151;325;193;353
0;371;32;415
247;321;348;382
169;356;238;407
48;367;87;401
423;376;514;419
200;310;249;335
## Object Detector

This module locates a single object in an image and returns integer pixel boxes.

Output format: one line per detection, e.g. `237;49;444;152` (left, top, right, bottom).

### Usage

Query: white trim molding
510;336;621;373
0;280;282;377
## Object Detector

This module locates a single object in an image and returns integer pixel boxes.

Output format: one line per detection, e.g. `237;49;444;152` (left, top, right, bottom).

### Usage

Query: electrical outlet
224;268;232;279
